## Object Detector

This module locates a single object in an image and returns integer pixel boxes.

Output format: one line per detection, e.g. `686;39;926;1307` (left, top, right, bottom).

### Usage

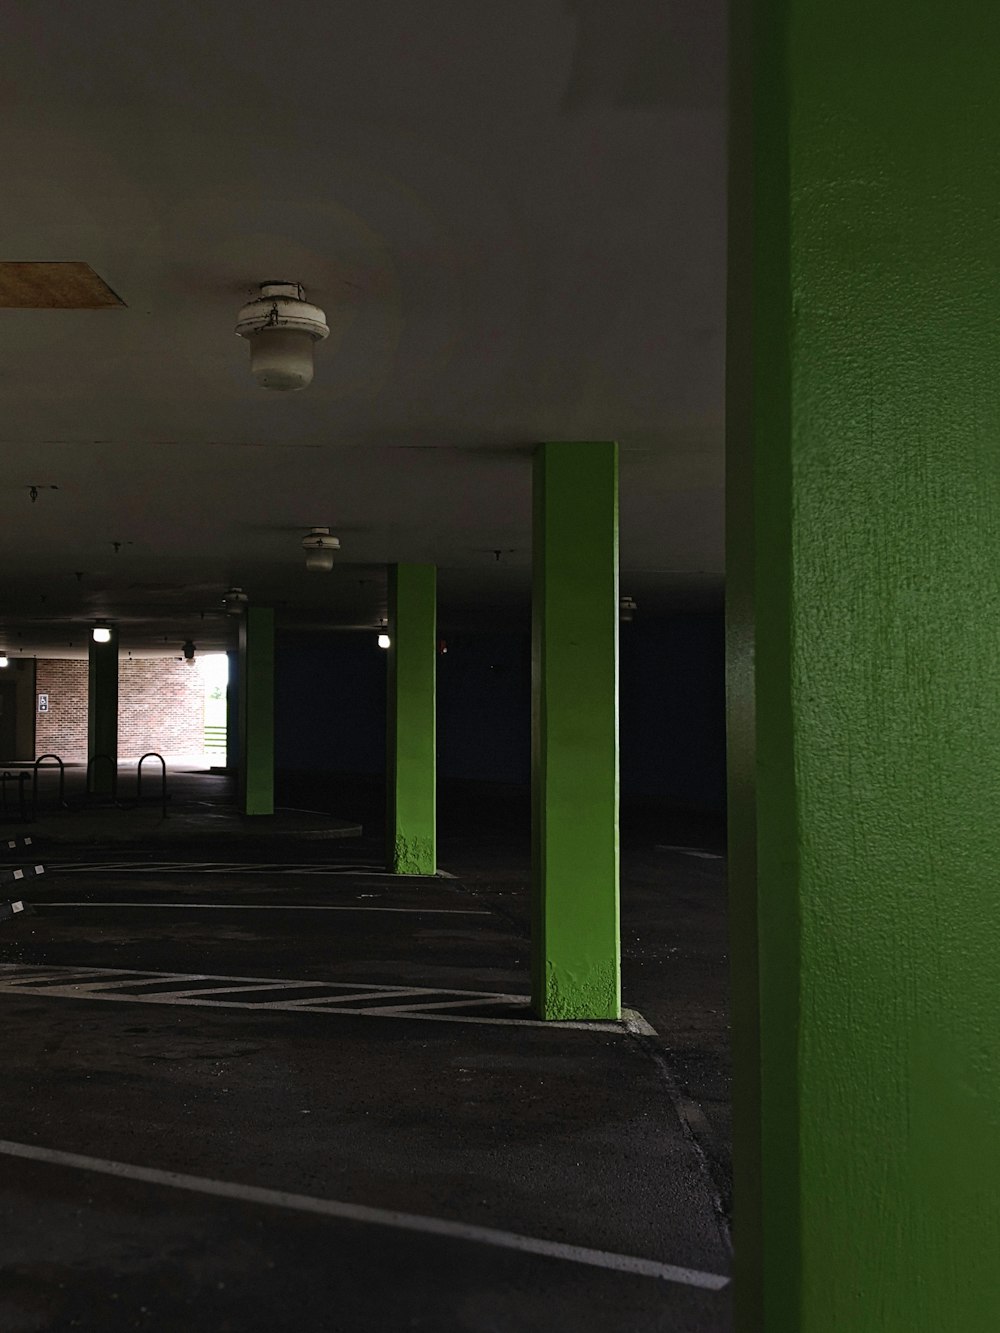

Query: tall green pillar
386;564;436;874
729;4;1000;1329
531;442;619;1021
225;648;241;773
238;608;274;816
87;627;118;795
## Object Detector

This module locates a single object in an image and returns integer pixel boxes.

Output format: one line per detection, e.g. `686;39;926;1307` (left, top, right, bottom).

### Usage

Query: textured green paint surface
238;608;274;817
386;565;436;876
87;628;118;795
531;443;620;1021
728;5;1000;1328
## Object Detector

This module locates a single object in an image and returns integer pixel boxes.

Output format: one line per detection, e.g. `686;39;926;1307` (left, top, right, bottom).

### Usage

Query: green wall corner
728;3;1000;1328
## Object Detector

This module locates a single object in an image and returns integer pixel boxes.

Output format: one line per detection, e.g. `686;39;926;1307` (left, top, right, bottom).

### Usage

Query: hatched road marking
0;965;654;1035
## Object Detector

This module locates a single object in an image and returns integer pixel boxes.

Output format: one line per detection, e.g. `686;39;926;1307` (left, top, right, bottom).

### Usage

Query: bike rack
32;754;67;822
136;752;168;819
86;753;118;801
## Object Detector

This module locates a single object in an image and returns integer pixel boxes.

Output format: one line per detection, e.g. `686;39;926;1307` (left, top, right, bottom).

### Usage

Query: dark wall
275;615;725;810
275;632;387;776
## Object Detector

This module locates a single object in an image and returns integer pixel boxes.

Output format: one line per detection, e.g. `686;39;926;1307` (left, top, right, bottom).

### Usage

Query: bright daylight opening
197;653;229;764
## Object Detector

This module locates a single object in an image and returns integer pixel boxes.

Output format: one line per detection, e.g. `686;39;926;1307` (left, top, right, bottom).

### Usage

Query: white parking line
37;901;490;917
0;1138;729;1291
0;965;643;1034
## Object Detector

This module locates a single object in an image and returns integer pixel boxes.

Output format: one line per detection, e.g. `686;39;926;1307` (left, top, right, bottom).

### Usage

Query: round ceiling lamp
235;282;329;391
302;527;341;572
182;639;196;663
92;621;113;643
223;587;249;616
0;656;8;668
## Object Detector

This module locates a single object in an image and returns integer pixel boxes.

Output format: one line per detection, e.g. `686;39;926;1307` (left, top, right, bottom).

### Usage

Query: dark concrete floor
0;770;731;1331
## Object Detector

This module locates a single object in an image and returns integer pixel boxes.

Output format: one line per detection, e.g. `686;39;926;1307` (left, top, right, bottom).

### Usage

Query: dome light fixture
302;527;341;572
92;621;113;644
223;587;249;616
378;633;391;650
619;596;637;623
0;656;8;668
235;282;329;391
182;639;196;663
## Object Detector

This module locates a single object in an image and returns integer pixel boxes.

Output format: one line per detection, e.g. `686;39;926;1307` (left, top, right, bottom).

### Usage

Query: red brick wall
35;660;88;760
34;658;206;761
118;659;205;758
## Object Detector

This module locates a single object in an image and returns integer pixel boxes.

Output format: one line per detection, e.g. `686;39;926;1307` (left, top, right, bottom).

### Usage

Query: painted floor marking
38;861;403;875
0;965;643;1034
0;1138;728;1291
654;845;724;860
38;901;490;917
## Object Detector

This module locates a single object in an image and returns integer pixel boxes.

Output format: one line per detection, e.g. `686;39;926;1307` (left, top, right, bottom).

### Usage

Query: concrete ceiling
0;0;726;658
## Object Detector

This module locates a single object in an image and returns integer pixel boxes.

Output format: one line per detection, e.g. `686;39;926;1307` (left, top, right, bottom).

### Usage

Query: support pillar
531;442;619;1020
238;608;273;816
87;627;118;795
225;648;241;773
728;4;1000;1328
386;564;436;874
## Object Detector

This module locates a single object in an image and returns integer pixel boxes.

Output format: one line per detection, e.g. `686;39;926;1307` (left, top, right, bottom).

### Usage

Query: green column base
391;834;435;876
534;961;620;1022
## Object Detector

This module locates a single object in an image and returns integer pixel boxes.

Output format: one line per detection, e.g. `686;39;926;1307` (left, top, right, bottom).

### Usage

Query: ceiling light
0;657;8;668
235;282;329;391
302;527;341;572
92;622;112;643
223;587;249;616
378;634;391;650
182;640;196;662
620;596;637;623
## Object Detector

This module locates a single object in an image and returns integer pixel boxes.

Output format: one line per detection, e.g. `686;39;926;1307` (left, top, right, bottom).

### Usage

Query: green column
386;564;436;874
729;4;1000;1329
531;442;619;1021
87;627;118;795
238;608;274;816
225;648;241;773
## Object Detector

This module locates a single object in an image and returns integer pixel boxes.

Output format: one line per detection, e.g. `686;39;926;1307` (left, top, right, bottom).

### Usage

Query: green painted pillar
531;442;619;1021
386;564;436;874
238;607;274;816
87;627;118;795
225;648;241;772
728;4;1000;1329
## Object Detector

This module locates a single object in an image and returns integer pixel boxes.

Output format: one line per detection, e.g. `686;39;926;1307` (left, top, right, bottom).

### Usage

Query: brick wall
35;660;88;760
34;658;206;761
118;659;205;758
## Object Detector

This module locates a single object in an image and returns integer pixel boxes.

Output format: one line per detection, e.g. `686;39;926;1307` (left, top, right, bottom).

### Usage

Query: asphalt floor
0;769;732;1332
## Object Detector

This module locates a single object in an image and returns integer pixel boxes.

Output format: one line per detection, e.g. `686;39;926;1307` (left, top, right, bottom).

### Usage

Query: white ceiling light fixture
378;633;391;650
235;282;329;391
92;621;113;643
302;527;341;572
223;587;249;616
620;596;637;623
0;656;8;668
